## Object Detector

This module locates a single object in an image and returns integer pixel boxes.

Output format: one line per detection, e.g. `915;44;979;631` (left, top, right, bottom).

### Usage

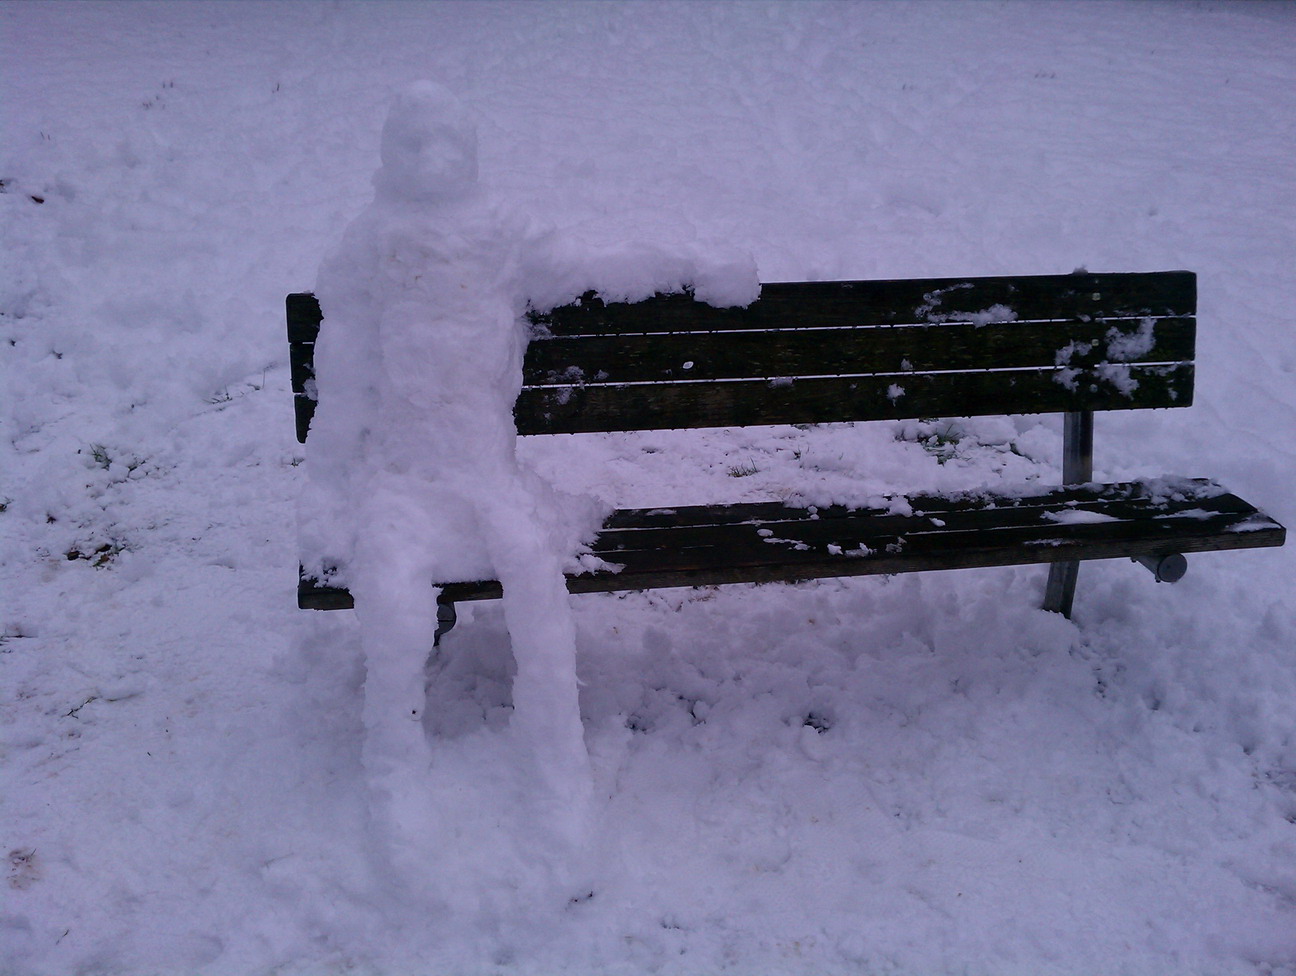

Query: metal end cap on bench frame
1132;552;1188;583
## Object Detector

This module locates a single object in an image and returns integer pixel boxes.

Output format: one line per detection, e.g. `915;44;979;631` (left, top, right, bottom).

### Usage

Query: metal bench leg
433;595;458;647
1043;560;1081;618
1043;411;1093;618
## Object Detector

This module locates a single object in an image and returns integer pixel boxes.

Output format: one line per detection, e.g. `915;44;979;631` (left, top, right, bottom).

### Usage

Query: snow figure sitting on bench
303;82;594;834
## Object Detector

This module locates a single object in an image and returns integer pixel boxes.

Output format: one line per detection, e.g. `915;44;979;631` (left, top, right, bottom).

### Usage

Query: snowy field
3;2;1295;974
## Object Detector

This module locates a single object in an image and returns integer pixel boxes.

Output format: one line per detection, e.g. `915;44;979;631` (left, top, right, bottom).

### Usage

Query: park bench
287;270;1285;642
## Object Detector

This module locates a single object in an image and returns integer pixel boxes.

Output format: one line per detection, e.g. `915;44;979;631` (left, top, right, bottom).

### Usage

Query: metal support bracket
433;596;457;647
1132;552;1188;583
1059;410;1094;486
1043;410;1094;618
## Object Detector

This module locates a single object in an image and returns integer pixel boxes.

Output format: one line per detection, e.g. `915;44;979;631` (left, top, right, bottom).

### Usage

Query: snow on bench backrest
514;271;1196;434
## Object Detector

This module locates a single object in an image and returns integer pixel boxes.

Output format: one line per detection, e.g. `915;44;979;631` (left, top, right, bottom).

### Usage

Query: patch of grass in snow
205;382;256;405
7;848;40;890
895;418;1035;467
64;538;131;568
897;419;969;464
83;443;148;477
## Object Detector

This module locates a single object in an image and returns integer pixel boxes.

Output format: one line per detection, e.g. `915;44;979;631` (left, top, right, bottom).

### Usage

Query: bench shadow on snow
420;566;1082;748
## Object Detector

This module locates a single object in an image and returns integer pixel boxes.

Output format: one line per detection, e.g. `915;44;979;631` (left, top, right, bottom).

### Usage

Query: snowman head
375;82;479;204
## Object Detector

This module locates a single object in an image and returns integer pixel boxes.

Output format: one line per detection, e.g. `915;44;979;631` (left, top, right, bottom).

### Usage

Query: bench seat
298;478;1283;610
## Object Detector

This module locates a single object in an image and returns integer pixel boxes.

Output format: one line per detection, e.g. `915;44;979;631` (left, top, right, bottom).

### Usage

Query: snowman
305;82;592;828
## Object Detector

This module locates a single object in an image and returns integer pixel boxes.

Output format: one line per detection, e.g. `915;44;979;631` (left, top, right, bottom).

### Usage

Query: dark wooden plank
593;504;1271;571
299;480;1284;608
289;343;316;399
576;485;1281;590
289;280;1196;441
292;395;316;444
523;316;1195;387
514;364;1195;434
299;576;355;610
593;487;1263;557
559;515;1284;595
287;293;322;444
287;292;322;343
600;479;1232;530
589;483;1267;559
308;508;1283;605
530;272;1196;337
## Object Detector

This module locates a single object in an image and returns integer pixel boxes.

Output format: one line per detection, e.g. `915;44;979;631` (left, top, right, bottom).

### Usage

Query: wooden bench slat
567;512;1281;594
530;271;1197;337
596;509;1270;576
287;294;323;444
286;292;322;343
289;277;1199;444
591;487;1265;563
594;486;1262;556
298;480;1284;609
523;317;1195;388
600;479;1237;530
595;513;1268;575
514;363;1195;434
581;485;1280;585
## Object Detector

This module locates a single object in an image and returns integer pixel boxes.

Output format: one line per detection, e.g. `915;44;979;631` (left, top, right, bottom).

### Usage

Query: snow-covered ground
3;2;1294;973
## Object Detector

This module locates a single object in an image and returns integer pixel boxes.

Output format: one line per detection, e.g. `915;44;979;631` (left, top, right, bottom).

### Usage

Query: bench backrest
288;271;1195;442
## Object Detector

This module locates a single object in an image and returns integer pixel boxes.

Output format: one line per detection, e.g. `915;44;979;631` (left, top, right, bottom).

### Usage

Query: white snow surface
3;2;1295;974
